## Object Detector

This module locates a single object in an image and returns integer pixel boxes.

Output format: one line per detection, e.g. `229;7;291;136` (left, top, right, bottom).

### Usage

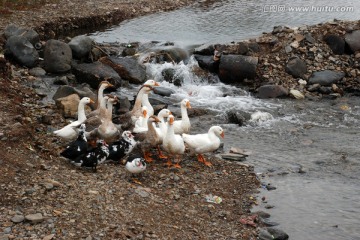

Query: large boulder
345;30;360;53
257;85;288;98
159;47;189;63
161;68;183;86
99;56;146;84
153;86;175;97
4;35;39;68
4;24;40;46
68;35;93;59
72;61;122;89
285;57;307;78
308;70;345;86
55;94;81;118
218;55;258;84
43;40;72;73
324;34;345;55
226;110;251;126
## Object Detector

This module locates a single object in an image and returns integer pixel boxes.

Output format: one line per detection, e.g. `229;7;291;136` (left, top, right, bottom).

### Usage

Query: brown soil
0;1;261;239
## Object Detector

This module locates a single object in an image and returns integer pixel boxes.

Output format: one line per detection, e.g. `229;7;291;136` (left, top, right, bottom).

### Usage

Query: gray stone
43;40;72;73
72;61;122;89
29;67;46;77
236;42;249;55
221;153;247;161
161;68;183;86
4;24;39;45
11;215;25;223
4;35;39;68
284;45;292;53
226;110;251;126
305;33;316;44
248;42;261;53
68;36;93;59
324;34;345;55
218;55;258;83
158;47;189;63
194;54;218;73
25;213;44;224
193;44;214;55
345;30;360;53
309;70;345;86
52;85;96;101
135;188;150;198
266;227;289;240
99;56;146;84
257;85;288;98
285;57;307;78
153;87;175;97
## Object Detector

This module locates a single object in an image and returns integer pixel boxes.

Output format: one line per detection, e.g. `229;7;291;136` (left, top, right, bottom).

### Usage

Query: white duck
182;126;224;167
173;99;191;134
133;106;149;133
153;108;172;141
141;80;159;117
53;97;94;140
162;114;185;168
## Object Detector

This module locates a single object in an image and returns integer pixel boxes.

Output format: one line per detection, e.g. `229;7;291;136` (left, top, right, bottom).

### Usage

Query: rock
4;24;40;45
99;56;145;84
284;45;292;53
260;227;289;240
43;40;72;73
52;85;96;101
193;44;214;55
135;188;150;198
11;215;25;223
218;55;258;83
194;54;218;73
4;35;39;68
158;47;189;63
29;67;46;77
25;213;44;224
43;234;55;240
305;33;316;44
116;96;131;114
161;68;183;86
257;85;288;98
345;30;360;53
153;87;175;97
72;61;122;89
236;42;249;55
55;94;82;118
226;110;251;126
308;70;345;86
248;42;261;53
221;153;247;161
285;57;307;78
324;34;345;55
289;89;305;99
68;35;93;59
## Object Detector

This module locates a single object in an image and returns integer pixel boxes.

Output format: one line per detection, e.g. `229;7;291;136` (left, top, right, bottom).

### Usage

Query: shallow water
87;1;360;239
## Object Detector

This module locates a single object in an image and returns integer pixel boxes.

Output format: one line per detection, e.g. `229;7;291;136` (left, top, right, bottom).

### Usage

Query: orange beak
89;99;95;104
107;83;114;88
155;82;160;86
169;117;174;125
220;132;225;139
186;101;192;108
143;110;147;117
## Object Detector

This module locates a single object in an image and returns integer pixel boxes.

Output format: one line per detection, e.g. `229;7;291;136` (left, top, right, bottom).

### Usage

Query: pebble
43;234;55;240
11;215;25;223
135;188;150;198
25;213;44;223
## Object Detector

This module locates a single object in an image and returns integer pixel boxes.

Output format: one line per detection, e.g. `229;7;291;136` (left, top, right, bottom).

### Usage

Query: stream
87;1;360;239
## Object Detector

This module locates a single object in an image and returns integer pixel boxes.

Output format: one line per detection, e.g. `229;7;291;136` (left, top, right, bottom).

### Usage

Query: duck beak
169;117;174;125
220;132;225;139
90;99;95;104
155;81;160;86
107;83;114;88
186;101;192;108
143;110;147;117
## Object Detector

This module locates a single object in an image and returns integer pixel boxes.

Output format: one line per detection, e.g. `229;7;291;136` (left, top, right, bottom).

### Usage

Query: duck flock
54;80;225;179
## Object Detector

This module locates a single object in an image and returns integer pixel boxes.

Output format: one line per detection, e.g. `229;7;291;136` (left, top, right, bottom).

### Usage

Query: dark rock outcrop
218;55;258;83
324;34;345;55
4;35;39;68
72;61;122;89
308;70;345;86
68;35;93;59
344;30;360;53
4;24;40;46
43;39;72;73
99;56;146;84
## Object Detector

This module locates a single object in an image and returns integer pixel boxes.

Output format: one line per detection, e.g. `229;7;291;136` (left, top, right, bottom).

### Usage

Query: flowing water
88;1;360;239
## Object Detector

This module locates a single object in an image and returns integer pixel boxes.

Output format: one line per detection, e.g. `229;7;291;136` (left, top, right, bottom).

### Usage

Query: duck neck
105;101;114;120
77;101;87;122
97;85;106;109
166;123;175;138
147;120;157;135
132;88;147;113
181;105;189;120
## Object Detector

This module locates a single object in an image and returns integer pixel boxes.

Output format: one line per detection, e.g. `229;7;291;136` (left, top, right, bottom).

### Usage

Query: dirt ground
0;1;261;239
